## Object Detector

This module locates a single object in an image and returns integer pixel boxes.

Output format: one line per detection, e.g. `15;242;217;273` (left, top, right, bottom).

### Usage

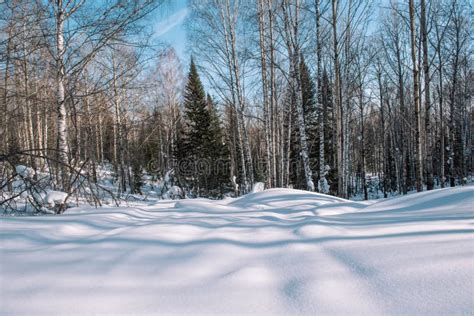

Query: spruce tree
321;68;337;194
183;58;210;153
206;94;231;196
178;58;230;197
178;58;207;194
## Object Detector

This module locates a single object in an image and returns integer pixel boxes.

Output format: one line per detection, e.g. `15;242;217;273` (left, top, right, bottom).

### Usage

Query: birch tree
282;0;314;191
43;0;163;190
409;0;424;192
315;0;329;193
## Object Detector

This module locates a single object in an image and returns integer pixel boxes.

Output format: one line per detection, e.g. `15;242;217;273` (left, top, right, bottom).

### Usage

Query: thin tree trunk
392;18;408;194
421;0;433;190
448;4;460;187
257;0;272;189
228;14;254;190
283;92;292;187
315;0;328;193
21;35;36;170
3;21;13;191
218;1;251;193
55;0;70;190
409;0;424;192
267;0;278;187
377;70;388;198
332;0;344;197
282;0;314;191
359;88;367;200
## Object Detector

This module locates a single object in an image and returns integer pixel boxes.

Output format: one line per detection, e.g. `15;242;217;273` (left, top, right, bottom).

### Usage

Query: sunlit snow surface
1;187;473;315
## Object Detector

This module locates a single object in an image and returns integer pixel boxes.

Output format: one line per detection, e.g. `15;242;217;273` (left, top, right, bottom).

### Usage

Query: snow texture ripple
1;186;473;315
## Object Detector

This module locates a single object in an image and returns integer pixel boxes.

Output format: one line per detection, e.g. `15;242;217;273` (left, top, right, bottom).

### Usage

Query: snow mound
228;187;347;208
365;185;474;214
45;190;68;207
15;165;35;178
1;186;473;315
162;185;183;200
251;182;265;193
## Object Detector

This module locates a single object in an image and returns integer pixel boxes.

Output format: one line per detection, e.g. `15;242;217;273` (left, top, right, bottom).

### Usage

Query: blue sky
152;0;389;65
153;0;189;64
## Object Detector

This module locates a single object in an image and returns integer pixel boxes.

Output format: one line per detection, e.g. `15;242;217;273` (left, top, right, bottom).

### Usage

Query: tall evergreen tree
177;58;229;197
206;94;231;196
183;58;210;150
177;58;208;194
321;68;337;195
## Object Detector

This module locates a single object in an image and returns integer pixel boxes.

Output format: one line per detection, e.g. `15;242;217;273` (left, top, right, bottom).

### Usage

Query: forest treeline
0;0;472;202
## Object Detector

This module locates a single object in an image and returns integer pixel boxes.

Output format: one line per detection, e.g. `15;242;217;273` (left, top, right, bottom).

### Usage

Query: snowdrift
1;186;473;315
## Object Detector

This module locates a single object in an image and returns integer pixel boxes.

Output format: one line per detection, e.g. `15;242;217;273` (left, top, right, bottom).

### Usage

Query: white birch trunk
55;0;70;189
315;0;328;193
409;0;424;192
332;0;344;197
257;0;272;188
282;0;315;191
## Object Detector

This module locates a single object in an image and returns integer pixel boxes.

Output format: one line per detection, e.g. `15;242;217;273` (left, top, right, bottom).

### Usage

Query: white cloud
154;7;188;38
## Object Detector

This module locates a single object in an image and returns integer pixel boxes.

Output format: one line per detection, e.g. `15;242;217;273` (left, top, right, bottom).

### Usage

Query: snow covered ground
1;186;473;315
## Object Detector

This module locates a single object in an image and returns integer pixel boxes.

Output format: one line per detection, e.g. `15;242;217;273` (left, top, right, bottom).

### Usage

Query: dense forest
0;0;472;211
